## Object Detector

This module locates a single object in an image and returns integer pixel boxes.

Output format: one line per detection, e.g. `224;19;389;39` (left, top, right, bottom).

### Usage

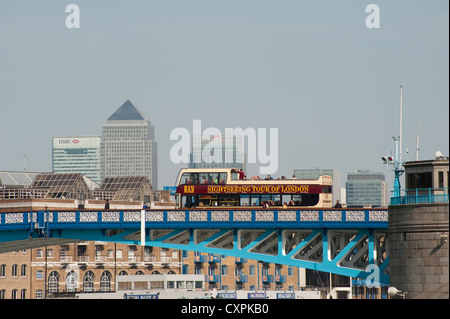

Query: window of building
249;265;255;276
66;271;77;293
36;270;43;279
12;264;18;277
0;264;6;277
100;271;112;292
182;265;189;274
83;271;95;293
438;171;444;188
222;265;228;276
21;264;27;277
36;249;44;258
48;271;60;294
288;266;294;276
35;290;43;299
407;172;432;189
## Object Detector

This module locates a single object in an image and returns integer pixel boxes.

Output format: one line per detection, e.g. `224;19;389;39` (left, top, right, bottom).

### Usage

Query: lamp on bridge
388;286;407;299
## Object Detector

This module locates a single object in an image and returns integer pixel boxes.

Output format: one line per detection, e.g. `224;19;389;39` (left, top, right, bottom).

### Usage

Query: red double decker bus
175;168;332;208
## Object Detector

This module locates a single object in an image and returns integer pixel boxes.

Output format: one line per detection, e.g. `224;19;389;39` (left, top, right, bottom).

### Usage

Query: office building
101;100;158;189
346;170;387;207
189;134;247;173
52;136;102;184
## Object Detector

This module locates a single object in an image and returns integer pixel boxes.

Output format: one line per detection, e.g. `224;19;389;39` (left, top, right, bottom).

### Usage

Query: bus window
250;195;260;206
240;195;250;206
211;173;220;184
261;194;271;205
182;195;196;208
219;195;239;206
218;173;227;184
198;195;218;206
281;195;291;206
272;194;281;206
302;194;319;206
293;195;302;206
181;173;199;185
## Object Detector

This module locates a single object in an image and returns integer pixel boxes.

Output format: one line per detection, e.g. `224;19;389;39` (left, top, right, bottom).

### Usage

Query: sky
0;1;448;194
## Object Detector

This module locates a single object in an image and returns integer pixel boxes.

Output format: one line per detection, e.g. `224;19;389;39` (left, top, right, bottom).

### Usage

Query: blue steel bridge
0;208;389;284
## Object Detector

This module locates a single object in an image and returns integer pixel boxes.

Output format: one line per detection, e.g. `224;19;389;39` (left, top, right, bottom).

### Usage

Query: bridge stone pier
388;203;449;298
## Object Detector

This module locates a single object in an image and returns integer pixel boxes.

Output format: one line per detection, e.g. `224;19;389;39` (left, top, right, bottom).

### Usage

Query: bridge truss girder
48;226;389;284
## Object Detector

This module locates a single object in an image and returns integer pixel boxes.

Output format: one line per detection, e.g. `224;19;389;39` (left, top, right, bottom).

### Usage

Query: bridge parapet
0;208;388;231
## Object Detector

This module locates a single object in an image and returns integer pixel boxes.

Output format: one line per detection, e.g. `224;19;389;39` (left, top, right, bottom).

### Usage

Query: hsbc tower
52;136;102;184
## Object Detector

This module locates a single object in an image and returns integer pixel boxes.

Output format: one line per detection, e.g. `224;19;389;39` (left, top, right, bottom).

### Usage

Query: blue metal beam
0;209;389;284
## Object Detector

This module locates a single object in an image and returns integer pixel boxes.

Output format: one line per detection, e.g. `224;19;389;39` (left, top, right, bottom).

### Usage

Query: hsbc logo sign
58;139;80;145
54;137;100;149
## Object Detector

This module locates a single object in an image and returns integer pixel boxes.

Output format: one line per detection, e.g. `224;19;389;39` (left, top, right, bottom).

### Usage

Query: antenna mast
416;121;420;161
399;85;403;164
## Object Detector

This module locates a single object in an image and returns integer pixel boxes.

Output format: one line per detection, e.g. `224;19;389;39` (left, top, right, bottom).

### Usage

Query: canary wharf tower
101;100;158;189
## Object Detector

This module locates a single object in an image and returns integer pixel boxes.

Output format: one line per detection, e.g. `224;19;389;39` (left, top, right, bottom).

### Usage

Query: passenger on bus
283;202;288;209
239;169;245;180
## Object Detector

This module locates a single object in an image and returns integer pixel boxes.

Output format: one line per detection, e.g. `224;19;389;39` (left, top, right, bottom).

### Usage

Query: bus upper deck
175;168;332;208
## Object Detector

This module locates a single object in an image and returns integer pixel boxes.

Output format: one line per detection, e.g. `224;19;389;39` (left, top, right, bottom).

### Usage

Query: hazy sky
0;1;448;192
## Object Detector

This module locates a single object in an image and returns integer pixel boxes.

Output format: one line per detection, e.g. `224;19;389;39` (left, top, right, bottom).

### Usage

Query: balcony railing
261;275;274;283
236;275;248;283
206;275;220;283
274;275;287;283
390;187;449;205
208;254;220;263
194;255;206;263
77;256;89;263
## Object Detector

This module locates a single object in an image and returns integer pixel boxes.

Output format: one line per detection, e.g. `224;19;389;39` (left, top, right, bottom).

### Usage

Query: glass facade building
101;100;158;189
189;134;247;172
346;170;387;207
52;136;101;184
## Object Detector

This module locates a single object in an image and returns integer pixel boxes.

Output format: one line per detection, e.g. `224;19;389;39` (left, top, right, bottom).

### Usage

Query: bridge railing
390;187;449;205
0;208;388;231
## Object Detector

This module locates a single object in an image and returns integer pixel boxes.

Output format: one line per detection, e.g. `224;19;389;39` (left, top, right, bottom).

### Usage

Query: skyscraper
52;136;102;184
101;100;158;189
189;134;247;172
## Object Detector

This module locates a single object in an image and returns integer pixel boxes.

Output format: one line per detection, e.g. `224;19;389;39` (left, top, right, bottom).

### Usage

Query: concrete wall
388;203;449;299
